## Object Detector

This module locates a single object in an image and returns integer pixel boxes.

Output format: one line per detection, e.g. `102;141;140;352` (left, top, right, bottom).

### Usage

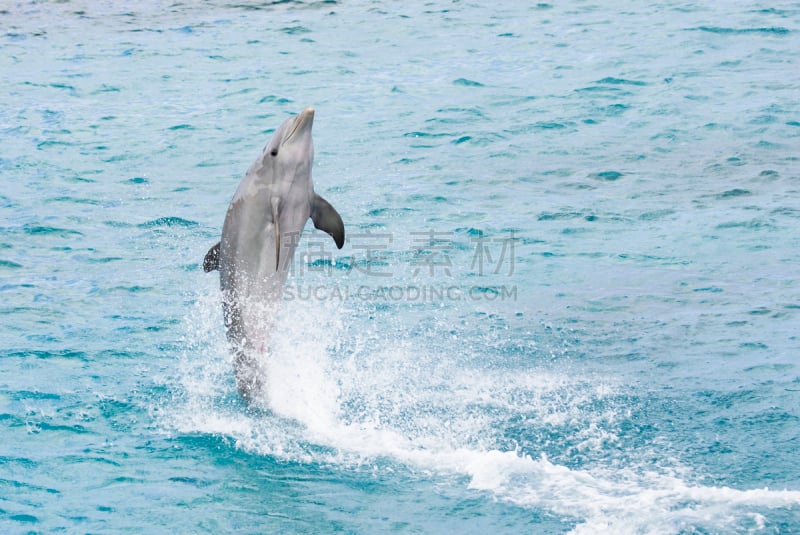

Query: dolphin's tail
233;349;266;405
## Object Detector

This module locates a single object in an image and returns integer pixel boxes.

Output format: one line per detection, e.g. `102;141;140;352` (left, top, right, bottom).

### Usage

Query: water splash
165;288;800;533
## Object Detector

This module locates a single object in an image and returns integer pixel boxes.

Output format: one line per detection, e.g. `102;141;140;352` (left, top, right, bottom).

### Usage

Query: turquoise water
2;0;800;532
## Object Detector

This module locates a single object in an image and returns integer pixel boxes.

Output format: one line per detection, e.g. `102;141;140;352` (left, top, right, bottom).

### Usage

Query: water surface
1;1;799;533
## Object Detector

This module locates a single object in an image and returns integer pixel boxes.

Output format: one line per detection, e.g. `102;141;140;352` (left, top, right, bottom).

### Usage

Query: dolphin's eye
270;148;278;157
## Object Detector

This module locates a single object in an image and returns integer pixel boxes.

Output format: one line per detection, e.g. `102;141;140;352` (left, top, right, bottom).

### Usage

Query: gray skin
203;107;344;403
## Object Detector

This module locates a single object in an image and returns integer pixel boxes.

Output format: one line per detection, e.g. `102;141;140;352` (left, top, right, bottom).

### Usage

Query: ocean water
1;0;799;532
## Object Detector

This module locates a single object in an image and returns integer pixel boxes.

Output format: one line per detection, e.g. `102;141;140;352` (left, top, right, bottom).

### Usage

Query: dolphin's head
263;106;315;182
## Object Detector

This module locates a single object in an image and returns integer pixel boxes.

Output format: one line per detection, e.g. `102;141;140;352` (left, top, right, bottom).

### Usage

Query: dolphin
203;106;344;402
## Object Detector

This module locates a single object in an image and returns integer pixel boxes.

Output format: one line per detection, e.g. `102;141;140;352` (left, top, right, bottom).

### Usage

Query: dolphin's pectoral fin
203;242;221;272
272;197;281;270
311;194;345;249
274;218;281;270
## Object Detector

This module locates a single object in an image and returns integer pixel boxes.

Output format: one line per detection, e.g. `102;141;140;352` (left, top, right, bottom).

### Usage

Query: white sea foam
167;289;800;533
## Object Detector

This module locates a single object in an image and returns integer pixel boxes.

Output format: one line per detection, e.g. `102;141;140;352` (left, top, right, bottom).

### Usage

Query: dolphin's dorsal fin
311;194;345;249
203;242;221;272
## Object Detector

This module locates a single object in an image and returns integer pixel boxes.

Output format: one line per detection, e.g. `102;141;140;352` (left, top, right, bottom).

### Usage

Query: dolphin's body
203;107;344;402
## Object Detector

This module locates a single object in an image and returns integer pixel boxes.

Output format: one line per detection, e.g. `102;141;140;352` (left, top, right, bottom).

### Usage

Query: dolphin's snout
296;106;315;124
284;106;315;143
